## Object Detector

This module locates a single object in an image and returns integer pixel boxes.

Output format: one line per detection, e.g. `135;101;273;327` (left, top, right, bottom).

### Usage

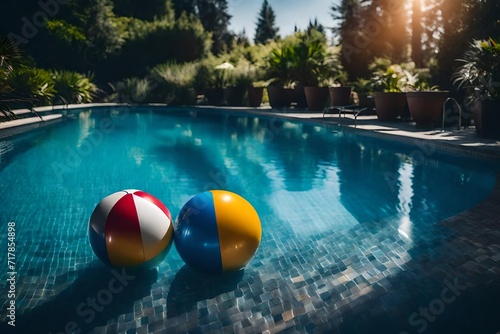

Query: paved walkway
221;106;500;160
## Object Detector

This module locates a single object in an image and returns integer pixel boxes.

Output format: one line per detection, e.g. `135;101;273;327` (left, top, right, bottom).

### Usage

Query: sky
228;0;340;42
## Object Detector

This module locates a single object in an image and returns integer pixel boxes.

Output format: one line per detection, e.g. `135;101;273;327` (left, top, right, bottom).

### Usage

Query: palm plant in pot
452;37;500;139
264;45;295;109
371;59;411;121
292;38;331;111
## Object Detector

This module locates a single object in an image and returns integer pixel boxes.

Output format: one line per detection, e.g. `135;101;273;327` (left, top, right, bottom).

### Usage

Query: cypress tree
307;18;325;35
254;0;279;44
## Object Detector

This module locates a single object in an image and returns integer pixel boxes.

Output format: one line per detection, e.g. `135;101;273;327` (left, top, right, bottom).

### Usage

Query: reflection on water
0;109;496;239
397;163;414;240
0;108;497;332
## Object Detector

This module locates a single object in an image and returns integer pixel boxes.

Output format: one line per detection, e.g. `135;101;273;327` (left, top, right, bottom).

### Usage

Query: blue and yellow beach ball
174;190;261;274
88;189;173;269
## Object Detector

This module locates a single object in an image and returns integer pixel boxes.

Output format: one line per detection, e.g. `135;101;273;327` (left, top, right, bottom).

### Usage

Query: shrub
264;44;296;87
100;13;211;81
263;30;345;87
150;62;198;105
194;56;229;90
369;58;419;92
109;77;153;103
6;67;55;106
52;70;97;104
453;38;500;102
226;62;261;88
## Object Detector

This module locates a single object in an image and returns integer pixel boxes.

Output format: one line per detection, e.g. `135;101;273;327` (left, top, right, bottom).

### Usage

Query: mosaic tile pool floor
0;108;499;334
2;193;499;334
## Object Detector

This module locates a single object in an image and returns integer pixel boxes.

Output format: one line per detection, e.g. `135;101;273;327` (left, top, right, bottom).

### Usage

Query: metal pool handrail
442;97;462;132
322;105;367;128
52;95;69;116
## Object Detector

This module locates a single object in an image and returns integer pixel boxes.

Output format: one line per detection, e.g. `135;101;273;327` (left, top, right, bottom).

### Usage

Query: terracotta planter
247;87;263;107
267;86;291;109
374;92;407;121
224;86;245;106
304;87;329;111
407;91;449;127
358;93;376;115
204;88;224;105
329;86;352;106
473;100;500;139
291;85;307;108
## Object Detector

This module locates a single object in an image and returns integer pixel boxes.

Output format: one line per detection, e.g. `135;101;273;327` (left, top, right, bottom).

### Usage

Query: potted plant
224;65;254;107
264;45;294;109
205;61;234;106
328;71;352;106
371;62;411;121
245;66;265;108
352;78;375;114
452;37;500;139
406;69;448;127
292;39;331;111
247;81;265;108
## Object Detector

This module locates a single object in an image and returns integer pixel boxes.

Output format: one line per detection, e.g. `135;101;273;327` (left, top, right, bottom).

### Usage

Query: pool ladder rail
442;97;463;132
52;95;69;117
323;98;464;132
322;104;368;128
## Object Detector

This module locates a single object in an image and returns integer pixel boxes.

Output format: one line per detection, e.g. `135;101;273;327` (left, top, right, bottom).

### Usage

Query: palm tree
0;36;24;81
0;36;31;120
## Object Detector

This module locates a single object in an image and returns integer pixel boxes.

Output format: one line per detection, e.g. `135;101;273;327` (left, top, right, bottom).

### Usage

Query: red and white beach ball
88;189;173;269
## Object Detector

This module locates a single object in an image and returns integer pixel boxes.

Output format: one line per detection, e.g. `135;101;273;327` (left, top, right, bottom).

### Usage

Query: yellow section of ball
211;190;262;272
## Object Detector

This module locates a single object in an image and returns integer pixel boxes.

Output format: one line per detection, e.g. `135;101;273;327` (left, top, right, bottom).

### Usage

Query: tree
332;0;409;80
172;0;198;18
235;29;250;47
417;0;442;66
436;0;500;87
75;0;124;66
331;0;369;80
254;0;279;44
114;0;175;21
366;0;408;63
196;0;232;54
307;18;325;35
0;36;25;75
411;0;423;67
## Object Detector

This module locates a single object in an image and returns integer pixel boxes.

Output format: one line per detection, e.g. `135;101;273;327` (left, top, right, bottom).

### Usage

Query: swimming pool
0;106;498;333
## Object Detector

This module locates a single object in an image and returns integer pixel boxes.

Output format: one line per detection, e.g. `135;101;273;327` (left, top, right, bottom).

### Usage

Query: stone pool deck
224;106;500;160
1;104;499;334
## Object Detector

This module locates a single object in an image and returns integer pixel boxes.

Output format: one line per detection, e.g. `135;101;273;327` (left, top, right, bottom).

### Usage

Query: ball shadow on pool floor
166;265;250;318
1;261;158;334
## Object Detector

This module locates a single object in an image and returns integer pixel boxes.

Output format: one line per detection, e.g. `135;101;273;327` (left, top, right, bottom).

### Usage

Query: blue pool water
0;107;498;333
